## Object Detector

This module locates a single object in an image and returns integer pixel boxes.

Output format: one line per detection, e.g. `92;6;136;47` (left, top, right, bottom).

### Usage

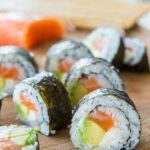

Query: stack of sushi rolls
0;125;39;150
13;71;72;136
0;46;38;95
45;40;92;82
123;37;149;72
83;27;125;68
65;58;124;107
70;89;141;150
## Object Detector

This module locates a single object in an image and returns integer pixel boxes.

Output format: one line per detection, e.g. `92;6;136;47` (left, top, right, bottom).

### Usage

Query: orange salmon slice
20;93;37;112
87;108;114;132
0;66;19;80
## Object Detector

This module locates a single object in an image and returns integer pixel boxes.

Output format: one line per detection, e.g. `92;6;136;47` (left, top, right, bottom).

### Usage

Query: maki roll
0;46;38;95
83;27;125;68
123;37;149;72
13;71;72;135
0;125;39;150
70;89;141;150
65;58;124;107
45;40;92;82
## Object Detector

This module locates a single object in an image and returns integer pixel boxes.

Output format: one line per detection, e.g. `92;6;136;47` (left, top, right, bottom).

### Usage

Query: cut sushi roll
0;125;39;150
70;89;141;150
83;27;125;68
65;58;124;107
123;37;149;72
13;72;72;136
45;40;92;82
0;46;38;95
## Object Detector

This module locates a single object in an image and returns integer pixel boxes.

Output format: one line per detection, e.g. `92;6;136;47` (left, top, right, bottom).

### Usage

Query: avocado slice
70;83;88;107
79;119;105;146
53;71;63;80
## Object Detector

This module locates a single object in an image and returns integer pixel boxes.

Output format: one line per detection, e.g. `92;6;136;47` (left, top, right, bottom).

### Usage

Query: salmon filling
92;37;105;52
0;66;19;80
80;107;114;146
87;108;114;131
0;139;21;150
20;92;37;112
70;75;101;107
58;59;75;73
16;92;38;124
79;76;101;93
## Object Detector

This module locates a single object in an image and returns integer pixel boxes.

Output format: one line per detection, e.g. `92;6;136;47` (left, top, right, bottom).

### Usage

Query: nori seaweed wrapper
122;37;149;72
74;88;139;115
112;38;125;69
24;72;72;133
123;51;149;72
73;88;141;150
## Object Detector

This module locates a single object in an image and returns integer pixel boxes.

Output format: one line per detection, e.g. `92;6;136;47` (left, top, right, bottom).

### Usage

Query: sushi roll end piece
45;40;92;82
123;37;149;72
65;58;124;107
0;125;39;150
0;46;38;95
13;71;72;136
83;27;125;68
70;89;141;150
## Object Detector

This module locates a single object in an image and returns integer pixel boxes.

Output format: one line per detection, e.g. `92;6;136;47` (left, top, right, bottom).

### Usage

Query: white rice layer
70;90;141;150
46;40;91;72
124;37;146;66
83;27;122;62
13;82;50;136
66;58;124;94
0;125;38;150
0;53;37;95
74;106;130;150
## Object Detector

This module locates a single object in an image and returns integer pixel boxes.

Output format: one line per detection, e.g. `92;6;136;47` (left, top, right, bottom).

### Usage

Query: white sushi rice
66;58;124;95
0;49;37;95
124;37;146;66
0;125;38;150
46;40;91;73
13;79;50;135
70;89;141;150
83;27;122;62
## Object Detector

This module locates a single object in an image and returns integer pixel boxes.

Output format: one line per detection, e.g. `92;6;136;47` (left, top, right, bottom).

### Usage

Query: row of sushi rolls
0;26;149;150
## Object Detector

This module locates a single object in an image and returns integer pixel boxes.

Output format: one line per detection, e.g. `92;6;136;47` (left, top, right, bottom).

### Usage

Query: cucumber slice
79;119;105;146
70;83;88;107
0;78;5;90
16;103;29;117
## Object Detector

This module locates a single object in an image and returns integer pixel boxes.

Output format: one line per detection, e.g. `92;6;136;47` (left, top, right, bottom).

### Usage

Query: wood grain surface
0;0;149;30
0;27;150;150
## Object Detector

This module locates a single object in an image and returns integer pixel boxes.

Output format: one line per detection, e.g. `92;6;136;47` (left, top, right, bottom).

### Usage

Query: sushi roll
65;58;124;107
0;46;38;95
13;71;72;136
45;40;92;82
123;37;149;72
0;125;39;150
83;27;125;68
70;89;141;150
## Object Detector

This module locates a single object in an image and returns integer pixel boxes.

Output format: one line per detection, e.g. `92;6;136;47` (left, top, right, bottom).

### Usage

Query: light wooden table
0;26;150;150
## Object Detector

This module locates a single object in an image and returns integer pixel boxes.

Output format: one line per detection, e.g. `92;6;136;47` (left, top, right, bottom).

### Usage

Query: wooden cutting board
0;0;149;30
0;26;150;150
